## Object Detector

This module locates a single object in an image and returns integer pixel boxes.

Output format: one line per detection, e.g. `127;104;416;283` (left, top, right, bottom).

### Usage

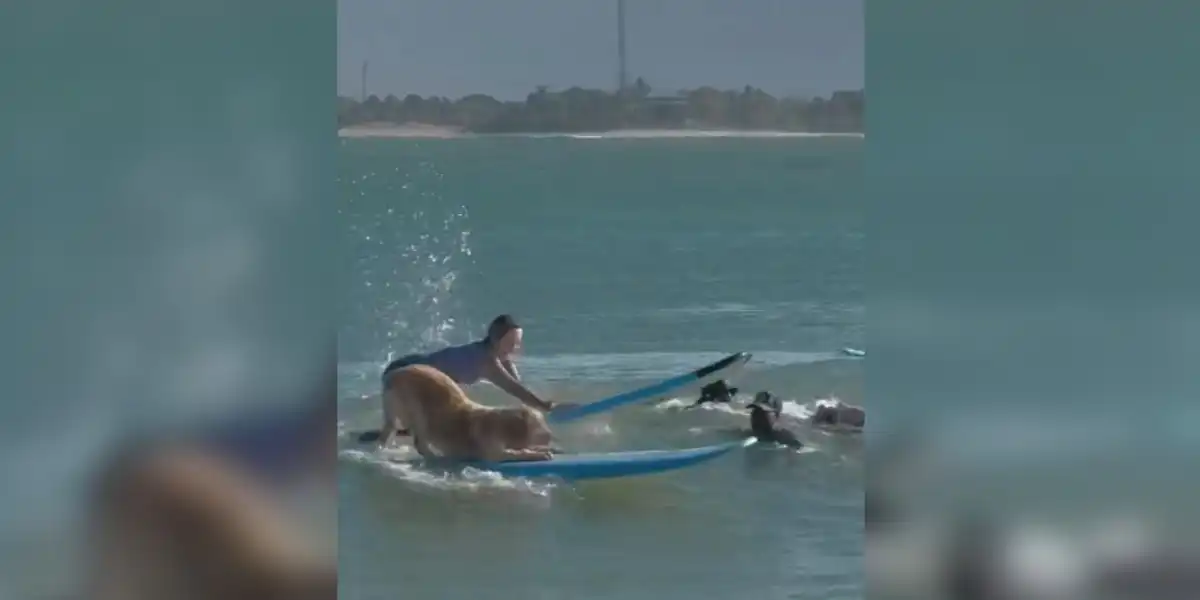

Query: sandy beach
555;129;863;139
338;122;465;139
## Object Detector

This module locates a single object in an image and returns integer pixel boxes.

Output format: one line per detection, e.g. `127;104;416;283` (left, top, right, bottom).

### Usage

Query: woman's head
485;314;523;357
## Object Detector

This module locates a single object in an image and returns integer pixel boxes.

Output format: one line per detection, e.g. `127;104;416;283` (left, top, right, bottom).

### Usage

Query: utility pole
617;0;628;92
361;60;369;101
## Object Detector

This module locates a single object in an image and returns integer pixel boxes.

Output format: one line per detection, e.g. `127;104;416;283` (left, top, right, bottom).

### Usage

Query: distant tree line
338;77;863;133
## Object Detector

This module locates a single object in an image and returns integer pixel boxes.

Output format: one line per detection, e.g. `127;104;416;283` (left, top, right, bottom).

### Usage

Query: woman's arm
500;358;521;381
483;358;552;412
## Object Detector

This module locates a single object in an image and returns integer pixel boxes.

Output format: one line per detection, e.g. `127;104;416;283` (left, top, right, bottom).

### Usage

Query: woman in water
360;315;568;443
380;314;556;412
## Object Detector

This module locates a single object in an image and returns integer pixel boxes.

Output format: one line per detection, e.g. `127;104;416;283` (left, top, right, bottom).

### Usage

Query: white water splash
346;159;476;359
339;448;557;498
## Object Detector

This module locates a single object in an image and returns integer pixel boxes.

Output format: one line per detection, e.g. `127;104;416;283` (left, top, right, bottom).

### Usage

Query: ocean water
337;134;864;600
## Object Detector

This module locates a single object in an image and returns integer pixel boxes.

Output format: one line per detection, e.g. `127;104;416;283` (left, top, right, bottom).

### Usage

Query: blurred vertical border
868;1;1200;599
0;0;335;597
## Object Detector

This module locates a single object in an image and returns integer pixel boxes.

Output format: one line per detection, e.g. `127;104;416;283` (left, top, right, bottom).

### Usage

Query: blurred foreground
868;424;1200;600
83;394;336;600
1;1;334;597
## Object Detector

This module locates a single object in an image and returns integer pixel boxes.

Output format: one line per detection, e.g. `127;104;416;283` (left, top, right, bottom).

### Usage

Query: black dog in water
686;382;802;448
747;391;803;449
688;379;740;408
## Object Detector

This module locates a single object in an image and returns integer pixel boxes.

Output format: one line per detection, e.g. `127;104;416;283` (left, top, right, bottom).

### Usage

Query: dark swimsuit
381;340;492;384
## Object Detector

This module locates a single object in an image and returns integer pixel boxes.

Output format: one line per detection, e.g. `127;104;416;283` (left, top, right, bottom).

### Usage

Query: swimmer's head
812;404;865;429
812;406;837;426
843;406;866;428
485;314;523;357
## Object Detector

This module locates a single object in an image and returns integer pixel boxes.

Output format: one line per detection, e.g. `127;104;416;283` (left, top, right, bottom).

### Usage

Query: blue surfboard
547;351;752;424
414;437;757;481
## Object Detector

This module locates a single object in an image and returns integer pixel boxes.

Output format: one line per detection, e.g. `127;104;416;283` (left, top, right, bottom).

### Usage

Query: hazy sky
338;0;862;100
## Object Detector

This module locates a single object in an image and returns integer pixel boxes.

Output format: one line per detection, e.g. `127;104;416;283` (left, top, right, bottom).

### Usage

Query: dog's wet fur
379;364;554;462
810;403;866;430
747;392;803;448
689;379;740;408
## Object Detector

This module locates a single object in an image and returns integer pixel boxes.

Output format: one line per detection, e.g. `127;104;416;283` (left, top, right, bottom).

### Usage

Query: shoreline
338;123;466;139
337;123;863;140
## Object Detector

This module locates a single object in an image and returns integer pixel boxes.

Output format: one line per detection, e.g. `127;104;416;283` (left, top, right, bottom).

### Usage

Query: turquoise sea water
337;135;864;600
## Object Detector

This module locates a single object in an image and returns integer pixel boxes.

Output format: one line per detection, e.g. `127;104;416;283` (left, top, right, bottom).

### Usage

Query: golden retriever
379;364;554;462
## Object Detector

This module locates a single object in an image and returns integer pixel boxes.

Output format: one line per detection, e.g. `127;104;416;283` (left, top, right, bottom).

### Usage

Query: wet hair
699;380;738;402
813;406;837;425
486;314;521;345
